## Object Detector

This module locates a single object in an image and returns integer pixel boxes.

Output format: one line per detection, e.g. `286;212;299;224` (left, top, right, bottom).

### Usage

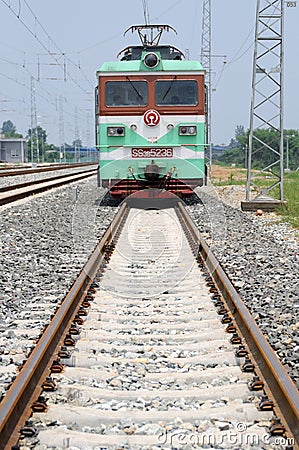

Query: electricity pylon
243;0;285;210
201;0;212;178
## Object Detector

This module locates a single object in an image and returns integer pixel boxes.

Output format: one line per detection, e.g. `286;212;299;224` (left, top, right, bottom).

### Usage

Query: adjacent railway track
0;167;97;206
0;193;298;449
0;162;96;178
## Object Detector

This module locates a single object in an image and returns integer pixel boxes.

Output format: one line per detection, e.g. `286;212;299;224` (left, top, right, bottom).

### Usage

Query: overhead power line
142;0;150;25
0;0;92;93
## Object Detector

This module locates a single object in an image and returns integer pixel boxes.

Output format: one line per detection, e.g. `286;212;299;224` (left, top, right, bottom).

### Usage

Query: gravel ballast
188;185;299;388
0;177;118;398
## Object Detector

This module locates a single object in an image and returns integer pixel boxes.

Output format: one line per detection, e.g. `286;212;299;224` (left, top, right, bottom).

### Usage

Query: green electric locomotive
95;24;207;198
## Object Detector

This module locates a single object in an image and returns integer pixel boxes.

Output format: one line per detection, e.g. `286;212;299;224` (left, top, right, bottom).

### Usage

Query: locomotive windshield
155;80;198;106
106;81;148;106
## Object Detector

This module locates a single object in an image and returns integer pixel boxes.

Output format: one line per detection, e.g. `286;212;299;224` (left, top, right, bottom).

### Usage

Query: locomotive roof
97;48;204;74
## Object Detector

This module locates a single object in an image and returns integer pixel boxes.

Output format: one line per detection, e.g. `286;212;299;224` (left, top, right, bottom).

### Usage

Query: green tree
1;120;23;138
216;147;246;167
284;130;299;170
217;127;299;170
27;126;48;162
72;138;82;148
44;144;60;163
235;125;246;146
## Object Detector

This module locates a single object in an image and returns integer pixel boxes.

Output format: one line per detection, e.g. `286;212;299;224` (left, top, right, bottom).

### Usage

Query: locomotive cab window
155;80;198;106
105;81;148;106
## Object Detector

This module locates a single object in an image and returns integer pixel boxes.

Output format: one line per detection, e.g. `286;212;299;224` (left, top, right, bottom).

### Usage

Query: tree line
217;125;299;171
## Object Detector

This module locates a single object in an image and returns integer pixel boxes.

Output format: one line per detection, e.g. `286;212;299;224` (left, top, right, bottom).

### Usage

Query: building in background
0;135;27;163
212;145;227;158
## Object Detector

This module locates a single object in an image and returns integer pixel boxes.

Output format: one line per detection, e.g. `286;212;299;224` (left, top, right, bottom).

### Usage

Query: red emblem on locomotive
143;109;160;127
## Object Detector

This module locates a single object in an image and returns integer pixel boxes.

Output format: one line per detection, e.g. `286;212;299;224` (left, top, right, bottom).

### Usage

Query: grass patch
212;164;299;229
278;172;299;228
214;178;245;187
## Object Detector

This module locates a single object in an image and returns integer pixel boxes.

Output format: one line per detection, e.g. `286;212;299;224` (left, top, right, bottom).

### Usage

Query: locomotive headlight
188;126;197;135
130;124;137;131
167;123;174;130
179;126;187;135
179;125;197;136
144;52;159;68
107;126;125;136
107;127;116;136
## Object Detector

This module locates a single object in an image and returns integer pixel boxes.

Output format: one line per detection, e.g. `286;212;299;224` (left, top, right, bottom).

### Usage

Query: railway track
0;194;298;449
0;162;96;177
0;167;97;206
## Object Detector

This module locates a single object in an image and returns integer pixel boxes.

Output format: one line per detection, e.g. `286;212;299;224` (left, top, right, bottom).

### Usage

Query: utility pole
243;0;285;211
74;107;80;163
201;0;212;179
86;113;91;162
30;76;39;164
59;96;65;163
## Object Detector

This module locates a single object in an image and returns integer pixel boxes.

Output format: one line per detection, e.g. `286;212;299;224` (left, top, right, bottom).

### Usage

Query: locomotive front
95;25;207;198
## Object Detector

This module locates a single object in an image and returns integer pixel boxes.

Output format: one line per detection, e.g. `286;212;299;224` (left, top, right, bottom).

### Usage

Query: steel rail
177;201;299;446
0;202;128;450
0;162;97;178
0;170;97;206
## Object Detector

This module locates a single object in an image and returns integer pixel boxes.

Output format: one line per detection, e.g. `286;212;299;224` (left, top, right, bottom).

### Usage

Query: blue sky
0;0;298;146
